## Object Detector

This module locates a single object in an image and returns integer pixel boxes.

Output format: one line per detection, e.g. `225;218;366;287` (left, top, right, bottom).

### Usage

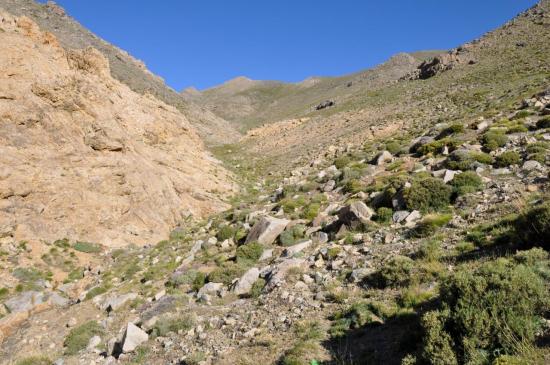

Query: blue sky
42;0;538;90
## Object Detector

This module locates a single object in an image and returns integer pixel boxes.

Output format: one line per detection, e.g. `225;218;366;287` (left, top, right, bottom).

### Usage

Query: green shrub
281;321;324;365
466;214;517;248
216;225;236;241
514;203;550;249
279;225;306;247
446;151;494;170
413;214;452;238
374;207;393;223
506;124;528;134
302;203;321;220
494;151;521;167
536;116;550;129
417;138;460;156
455;241;475;255
279;230;296;247
64;321;103;355
438;124;465;139
73;241;102;254
420;253;550;364
527;153;546;164
512;110;531;120
470;151;494;165
0;287;8;300
525;141;549;155
385;141;402;155
85;286;107;300
151;315;194;338
208;263;246;285
421;310;457;365
15;357;51;365
418;239;443;262
249;278;266;298
481;131;507;151
376;255;415;288
343;178;363;194
450;171;483;196
404;178;452;212
334;156;351;169
236;242;263;264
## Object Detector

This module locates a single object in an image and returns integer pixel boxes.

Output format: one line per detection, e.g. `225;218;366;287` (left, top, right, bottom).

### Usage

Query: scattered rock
245;216;290;245
121;322;148;353
232;268;260;295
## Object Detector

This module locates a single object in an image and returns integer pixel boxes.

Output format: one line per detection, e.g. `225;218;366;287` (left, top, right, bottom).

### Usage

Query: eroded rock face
0;11;234;247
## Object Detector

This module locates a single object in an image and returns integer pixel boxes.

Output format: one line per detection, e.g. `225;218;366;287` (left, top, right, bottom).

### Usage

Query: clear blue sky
41;0;538;91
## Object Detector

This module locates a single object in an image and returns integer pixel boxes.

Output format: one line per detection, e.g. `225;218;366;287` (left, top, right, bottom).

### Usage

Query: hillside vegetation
0;1;549;365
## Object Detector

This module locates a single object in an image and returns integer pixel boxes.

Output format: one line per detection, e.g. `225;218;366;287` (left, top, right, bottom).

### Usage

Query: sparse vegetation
64;320;103;355
73;241;102;254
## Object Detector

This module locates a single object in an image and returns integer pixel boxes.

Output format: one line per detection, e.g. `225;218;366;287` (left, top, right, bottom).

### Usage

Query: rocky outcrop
0;11;234;247
416;47;476;79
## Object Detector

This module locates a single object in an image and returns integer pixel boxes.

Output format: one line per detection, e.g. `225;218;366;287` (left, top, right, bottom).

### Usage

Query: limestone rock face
0;11;234;247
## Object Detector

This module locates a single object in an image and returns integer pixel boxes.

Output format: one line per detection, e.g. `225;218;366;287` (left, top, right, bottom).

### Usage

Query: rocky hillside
0;10;234;248
188;52;440;131
208;1;550;174
0;1;550;365
0;0;240;146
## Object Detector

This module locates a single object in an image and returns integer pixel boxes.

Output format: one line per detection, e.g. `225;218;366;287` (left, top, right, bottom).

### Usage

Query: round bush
404;177;452;212
421;254;550;364
481;132;507;151
514;203;550;249
450;171;483;196
494;151;521;167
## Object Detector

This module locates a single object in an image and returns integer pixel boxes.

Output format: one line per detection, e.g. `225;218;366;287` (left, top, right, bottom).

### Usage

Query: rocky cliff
0;10;234;247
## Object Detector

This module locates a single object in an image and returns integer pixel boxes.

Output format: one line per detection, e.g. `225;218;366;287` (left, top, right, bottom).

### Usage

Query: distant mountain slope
188;51;442;131
0;0;240;145
232;0;550;171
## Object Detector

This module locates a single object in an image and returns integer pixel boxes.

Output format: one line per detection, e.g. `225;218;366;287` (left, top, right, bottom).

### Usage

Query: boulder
99;293;137;312
4;291;46;313
338;201;374;226
198;282;224;297
372;150;393;165
392;211;410;223
232;268;260;295
121;322;148;353
283;240;312;257
522;160;543;172
245;216;290;245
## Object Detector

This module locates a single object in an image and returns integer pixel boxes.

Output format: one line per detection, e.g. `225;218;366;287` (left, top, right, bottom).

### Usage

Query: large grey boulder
245;216;290;245
338;201;374;226
283;240;312;257
4;291;46;313
121;322;148;353
98;293;137;312
198;282;224;297
372;150;393;165
232;268;260;295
